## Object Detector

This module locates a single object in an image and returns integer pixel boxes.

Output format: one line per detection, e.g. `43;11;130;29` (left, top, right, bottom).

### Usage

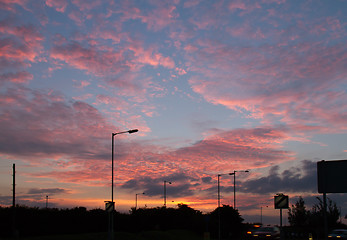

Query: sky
0;0;346;225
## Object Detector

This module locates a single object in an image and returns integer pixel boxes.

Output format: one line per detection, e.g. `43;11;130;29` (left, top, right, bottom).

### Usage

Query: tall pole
233;171;236;209
280;208;283;228
217;173;233;240
164;181;166;207
261;207;262;225
46;196;48;208
217;175;221;209
13;164;15;207
109;133;115;240
164;181;171;207
109;129;138;240
135;192;144;210
12;164;16;238
261;206;268;225
218;174;221;240
232;170;249;210
135;194;138;210
112;133;114;205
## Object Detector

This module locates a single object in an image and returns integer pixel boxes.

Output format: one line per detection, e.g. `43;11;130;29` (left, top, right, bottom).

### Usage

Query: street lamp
217;173;233;240
217;173;233;209
230;170;249;209
163;180;172;207
135;192;145;210
261;205;268;225
109;129;138;240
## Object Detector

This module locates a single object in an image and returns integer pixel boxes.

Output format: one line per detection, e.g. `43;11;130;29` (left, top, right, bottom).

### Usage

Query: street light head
169;181;172;184
245;170;249;173
228;173;235;175
142;192;145;195
128;129;138;134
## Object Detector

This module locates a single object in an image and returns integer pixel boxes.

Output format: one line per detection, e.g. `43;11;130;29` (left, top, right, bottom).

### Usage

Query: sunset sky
0;0;346;225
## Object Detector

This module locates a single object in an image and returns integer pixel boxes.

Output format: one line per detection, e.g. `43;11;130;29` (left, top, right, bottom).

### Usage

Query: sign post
317;160;347;240
105;201;114;240
274;194;289;229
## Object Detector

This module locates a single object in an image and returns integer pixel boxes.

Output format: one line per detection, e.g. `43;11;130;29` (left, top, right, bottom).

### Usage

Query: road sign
317;160;347;193
274;194;289;209
105;201;114;212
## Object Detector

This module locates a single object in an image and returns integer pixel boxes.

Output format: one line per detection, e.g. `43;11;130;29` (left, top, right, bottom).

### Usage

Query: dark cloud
121;172;197;198
202;176;212;183
0;188;69;207
241;160;317;194
27;188;70;195
0;195;12;205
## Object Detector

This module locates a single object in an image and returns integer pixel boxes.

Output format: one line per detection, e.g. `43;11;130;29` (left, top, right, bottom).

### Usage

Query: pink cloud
0;71;33;83
68;10;85;26
184;0;201;8
45;0;68;13
176;67;187;75
50;37;175;85
50;41;125;76
171;127;294;174
73;80;90;89
227;22;266;40
228;0;261;15
0;87;115;161
0;19;44;69
71;0;102;11
228;1;247;11
135;49;175;69
186;37;347;133
115;1;178;31
31;166;109;186
3;109;294;188
0;0;27;12
141;5;178;31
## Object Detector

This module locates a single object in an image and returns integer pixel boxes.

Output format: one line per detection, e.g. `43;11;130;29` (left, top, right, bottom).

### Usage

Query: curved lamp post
261;205;268;225
135;192;145;210
163;180;172;207
230;170;249;209
109;129;138;240
217;173;233;240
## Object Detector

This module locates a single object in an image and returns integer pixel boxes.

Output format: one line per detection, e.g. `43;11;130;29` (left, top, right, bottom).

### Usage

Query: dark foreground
1;230;202;240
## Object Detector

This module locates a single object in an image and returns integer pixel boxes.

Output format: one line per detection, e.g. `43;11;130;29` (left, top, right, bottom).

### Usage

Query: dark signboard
317;160;347;193
274;194;289;209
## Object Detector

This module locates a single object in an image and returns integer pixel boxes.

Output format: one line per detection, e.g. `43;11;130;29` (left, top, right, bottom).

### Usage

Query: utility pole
13;163;15;207
12;163;17;238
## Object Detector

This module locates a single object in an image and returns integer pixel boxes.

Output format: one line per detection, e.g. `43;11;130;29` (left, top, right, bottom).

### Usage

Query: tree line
1;197;345;239
288;196;342;228
0;204;245;239
286;196;346;239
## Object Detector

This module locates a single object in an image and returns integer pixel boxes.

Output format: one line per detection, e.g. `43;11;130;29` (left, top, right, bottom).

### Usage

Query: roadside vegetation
0;198;345;240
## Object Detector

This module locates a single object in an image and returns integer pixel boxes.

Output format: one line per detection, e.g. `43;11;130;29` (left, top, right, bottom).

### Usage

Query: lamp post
261;205;268;225
163;180;171;207
109;129;138;240
230;170;249;209
135;192;145;210
217;173;233;240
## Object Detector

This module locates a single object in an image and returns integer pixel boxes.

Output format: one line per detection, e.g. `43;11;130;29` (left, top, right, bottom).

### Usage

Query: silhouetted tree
310;197;340;229
288;196;341;229
209;205;244;239
129;204;204;233
288;196;309;226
